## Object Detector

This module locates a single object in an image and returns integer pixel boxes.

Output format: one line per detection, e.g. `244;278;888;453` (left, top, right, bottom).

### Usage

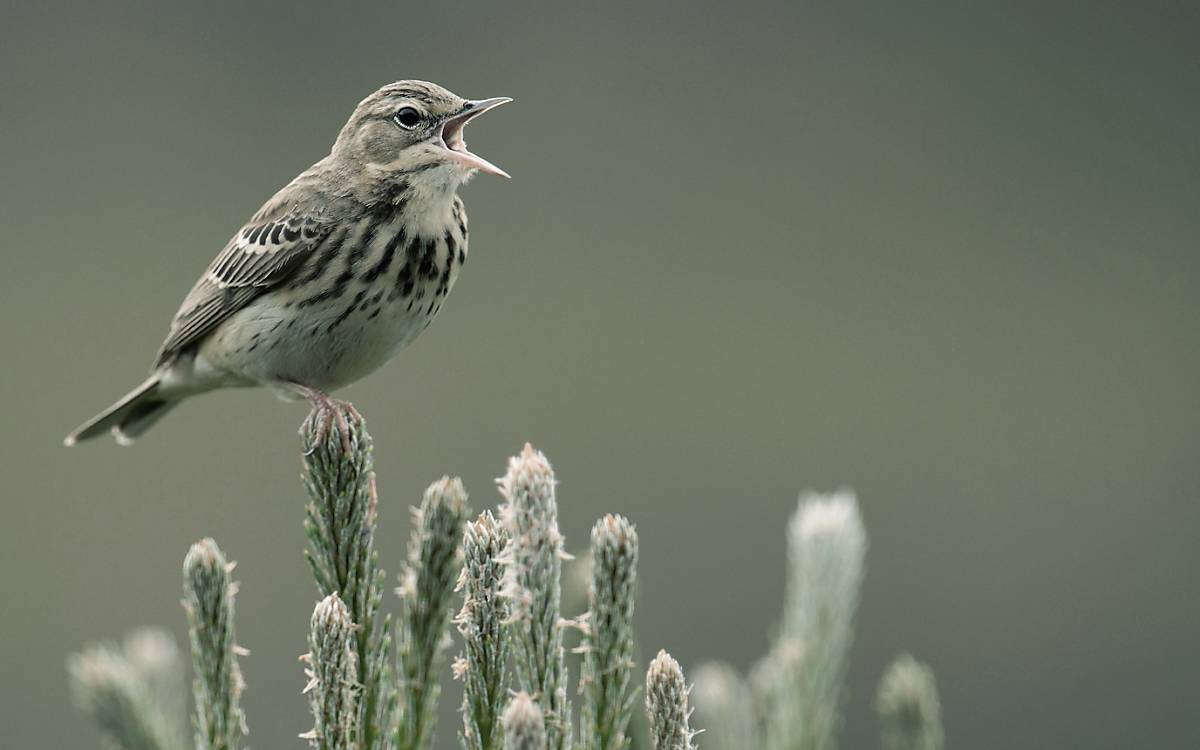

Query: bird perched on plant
65;81;510;446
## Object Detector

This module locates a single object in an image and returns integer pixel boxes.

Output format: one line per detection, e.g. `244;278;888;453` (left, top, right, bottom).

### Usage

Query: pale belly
198;279;446;391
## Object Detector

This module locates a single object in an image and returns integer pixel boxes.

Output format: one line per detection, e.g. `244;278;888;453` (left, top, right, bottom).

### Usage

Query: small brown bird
65;81;510;446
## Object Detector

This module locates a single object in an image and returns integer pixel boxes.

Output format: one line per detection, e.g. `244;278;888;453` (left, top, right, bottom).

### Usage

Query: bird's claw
294;386;360;455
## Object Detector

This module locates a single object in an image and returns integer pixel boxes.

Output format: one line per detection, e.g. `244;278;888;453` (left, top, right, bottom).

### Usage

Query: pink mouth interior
441;116;469;153
435;102;510;177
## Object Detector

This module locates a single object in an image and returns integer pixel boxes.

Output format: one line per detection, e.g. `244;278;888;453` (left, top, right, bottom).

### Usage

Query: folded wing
155;209;330;366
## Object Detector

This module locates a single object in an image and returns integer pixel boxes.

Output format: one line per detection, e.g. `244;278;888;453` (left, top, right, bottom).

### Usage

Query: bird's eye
393;107;422;129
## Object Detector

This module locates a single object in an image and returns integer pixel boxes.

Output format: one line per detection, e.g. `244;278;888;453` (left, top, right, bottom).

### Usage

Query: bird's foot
288;384;360;455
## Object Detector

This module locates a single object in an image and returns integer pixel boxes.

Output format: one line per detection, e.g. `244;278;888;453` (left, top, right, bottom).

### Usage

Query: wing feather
155;209;331;365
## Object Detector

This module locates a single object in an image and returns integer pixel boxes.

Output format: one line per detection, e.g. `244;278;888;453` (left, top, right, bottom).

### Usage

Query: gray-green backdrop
2;2;1197;748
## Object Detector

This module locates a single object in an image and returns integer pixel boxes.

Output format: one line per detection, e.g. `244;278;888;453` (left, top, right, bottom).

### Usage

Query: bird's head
332;80;511;183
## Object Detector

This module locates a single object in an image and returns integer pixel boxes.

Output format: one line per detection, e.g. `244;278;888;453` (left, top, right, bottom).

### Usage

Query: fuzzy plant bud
498;444;571;750
876;655;944;750
182;538;246;750
763;490;867;750
396;476;470;750
644;650;697;750
301;402;392;750
502;693;547;750
68;630;186;750
580;514;639;750
124;628;186;704
301;594;359;750
455;510;511;750
691;662;753;750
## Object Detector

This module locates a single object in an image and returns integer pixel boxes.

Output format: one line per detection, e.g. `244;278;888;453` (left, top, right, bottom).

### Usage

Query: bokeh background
2;1;1197;748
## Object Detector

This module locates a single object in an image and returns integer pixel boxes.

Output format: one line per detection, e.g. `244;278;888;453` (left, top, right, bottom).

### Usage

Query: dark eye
393;107;421;129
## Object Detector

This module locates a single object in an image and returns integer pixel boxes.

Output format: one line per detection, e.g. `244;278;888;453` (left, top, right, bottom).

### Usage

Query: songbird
65;81;510;446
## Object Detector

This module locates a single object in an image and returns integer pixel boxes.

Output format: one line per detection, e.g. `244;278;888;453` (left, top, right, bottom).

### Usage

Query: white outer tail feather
64;374;173;446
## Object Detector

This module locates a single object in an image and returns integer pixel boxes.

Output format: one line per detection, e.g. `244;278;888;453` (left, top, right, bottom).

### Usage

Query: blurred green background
2;1;1197;747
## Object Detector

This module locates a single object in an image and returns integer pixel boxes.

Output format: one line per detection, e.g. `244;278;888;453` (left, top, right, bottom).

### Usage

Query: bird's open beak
439;97;512;178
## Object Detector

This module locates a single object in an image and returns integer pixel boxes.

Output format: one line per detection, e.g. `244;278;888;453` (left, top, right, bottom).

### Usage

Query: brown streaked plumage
65;80;511;446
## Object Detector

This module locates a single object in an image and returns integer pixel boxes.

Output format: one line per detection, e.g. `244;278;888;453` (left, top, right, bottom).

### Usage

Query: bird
65;80;511;446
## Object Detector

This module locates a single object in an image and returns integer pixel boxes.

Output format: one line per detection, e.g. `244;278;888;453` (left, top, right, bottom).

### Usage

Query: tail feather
112;398;178;445
64;375;176;446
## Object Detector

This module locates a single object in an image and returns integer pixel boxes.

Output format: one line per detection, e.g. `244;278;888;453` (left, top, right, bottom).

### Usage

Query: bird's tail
64;375;179;446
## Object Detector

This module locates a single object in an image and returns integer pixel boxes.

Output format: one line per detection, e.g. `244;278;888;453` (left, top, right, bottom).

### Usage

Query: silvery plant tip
455;510;512;750
580;514;640;750
691;662;754;750
300;593;359;750
67;628;186;750
761;489;867;750
502;692;547;750
877;654;944;750
182;538;247;750
498;444;572;750
396;476;470;750
644;650;697;750
300;405;393;750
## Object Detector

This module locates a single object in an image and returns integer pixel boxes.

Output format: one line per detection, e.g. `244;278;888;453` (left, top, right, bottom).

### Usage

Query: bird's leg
284;383;357;454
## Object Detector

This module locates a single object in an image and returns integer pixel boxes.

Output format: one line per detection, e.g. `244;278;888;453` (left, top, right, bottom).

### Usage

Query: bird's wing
154;207;331;365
